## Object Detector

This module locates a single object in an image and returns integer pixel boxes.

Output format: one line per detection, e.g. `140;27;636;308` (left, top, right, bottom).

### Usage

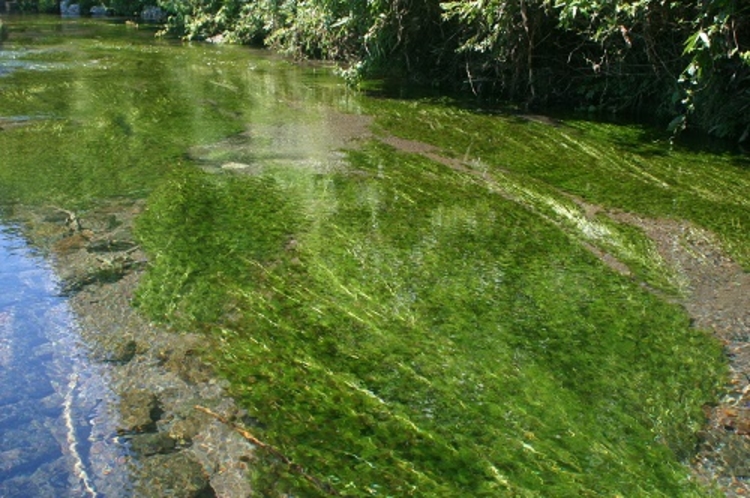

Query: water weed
137;142;725;496
1;17;742;497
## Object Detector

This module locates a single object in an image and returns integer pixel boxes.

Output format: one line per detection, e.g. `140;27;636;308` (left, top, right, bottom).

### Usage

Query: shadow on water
0;222;130;497
363;78;750;165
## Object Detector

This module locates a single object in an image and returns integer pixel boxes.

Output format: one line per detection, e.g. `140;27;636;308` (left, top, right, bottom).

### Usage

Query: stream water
0;14;361;497
1;12;749;498
0;224;128;497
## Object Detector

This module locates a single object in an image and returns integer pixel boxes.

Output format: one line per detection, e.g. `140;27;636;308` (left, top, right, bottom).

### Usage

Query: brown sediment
608;212;750;497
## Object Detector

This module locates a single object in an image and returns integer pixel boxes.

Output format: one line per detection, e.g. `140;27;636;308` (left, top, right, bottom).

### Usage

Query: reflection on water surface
0;225;128;497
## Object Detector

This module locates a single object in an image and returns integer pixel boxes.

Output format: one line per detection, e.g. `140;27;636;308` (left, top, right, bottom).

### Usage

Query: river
1;13;749;498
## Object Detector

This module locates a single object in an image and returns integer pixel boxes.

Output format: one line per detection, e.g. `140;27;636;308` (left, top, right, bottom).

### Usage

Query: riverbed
0;222;129;497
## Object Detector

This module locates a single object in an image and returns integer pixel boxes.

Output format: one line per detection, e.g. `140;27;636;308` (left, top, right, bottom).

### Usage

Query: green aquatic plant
135;142;725;496
0;18;346;209
1;17;741;497
369;99;750;269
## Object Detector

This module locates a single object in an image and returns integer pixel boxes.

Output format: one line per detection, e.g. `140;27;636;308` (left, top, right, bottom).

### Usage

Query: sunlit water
1;12;745;497
0;225;128;497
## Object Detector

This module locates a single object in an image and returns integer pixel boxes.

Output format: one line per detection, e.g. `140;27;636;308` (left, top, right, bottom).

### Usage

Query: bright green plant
135;141;727;496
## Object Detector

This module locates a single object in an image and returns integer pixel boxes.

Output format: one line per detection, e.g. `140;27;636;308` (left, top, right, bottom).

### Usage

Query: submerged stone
0;458;71;498
87;239;137;253
0;420;60;480
118;389;160;434
105;338;138;364
130;432;177;456
159;338;214;384
60;0;80;16
134;453;215;498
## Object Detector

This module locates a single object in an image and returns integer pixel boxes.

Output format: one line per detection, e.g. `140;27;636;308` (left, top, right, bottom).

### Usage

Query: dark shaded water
0;225;127;497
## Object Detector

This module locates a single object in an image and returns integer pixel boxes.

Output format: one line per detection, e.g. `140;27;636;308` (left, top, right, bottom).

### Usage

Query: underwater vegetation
4;17;748;497
136;138;729;495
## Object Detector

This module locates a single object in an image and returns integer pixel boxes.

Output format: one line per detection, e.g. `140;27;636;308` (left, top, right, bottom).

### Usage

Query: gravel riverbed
8;200;255;498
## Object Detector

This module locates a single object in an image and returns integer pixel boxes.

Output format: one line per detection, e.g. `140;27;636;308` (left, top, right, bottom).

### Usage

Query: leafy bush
108;0;149;17
679;0;750;141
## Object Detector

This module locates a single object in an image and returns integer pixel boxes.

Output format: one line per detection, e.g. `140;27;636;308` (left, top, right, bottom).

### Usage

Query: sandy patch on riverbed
607;212;750;497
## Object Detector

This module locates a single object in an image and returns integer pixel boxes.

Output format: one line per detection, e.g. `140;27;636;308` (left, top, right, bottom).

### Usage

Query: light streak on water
0;224;129;497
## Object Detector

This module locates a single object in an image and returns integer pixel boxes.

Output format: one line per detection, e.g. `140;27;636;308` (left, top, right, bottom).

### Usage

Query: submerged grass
136;141;725;496
0;17;347;209
452;162;681;293
2;17;742;497
369;100;750;270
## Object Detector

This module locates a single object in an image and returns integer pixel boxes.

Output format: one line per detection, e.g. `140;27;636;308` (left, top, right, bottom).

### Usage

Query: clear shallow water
0;225;128;497
0;15;363;496
0;13;743;497
0;49;72;77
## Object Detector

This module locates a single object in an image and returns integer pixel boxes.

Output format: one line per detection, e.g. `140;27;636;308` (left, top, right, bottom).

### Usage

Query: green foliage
157;0;452;82
23;0;59;13
107;0;148;17
156;0;222;40
153;0;749;141
38;0;58;13
12;0;46;12
156;0;262;41
442;0;553;103
679;0;750;140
